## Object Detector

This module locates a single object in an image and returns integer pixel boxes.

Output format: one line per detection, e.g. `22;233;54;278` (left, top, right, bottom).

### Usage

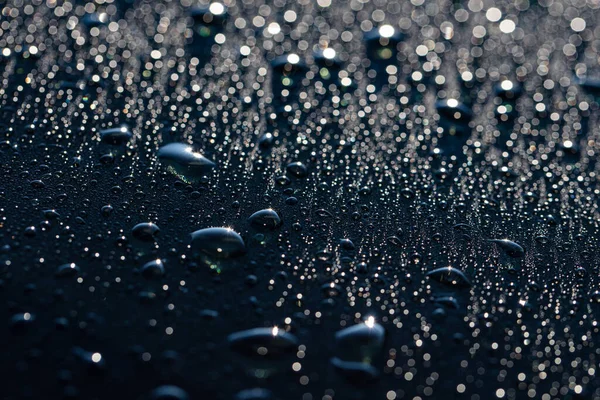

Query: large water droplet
488;239;525;258
157;143;215;183
335;317;385;363
141;259;165;279
132;223;161;242
149;385;189;400
55;263;80;278
190;227;246;258
330;357;380;383
426;267;472;288
99;127;132;145
248;209;282;231
228;327;298;359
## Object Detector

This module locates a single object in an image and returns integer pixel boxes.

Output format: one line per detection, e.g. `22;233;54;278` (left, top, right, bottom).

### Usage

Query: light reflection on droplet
378;25;395;38
209;2;225;15
323;48;336;59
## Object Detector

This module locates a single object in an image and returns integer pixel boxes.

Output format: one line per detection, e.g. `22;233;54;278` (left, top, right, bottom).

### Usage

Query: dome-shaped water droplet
488;239;525;258
141;259;165;279
149;385;189;400
190;227;246;258
55;263;80;278
100;127;132;145
248;209;282;231
286;161;308;178
426;267;472;288
234;388;273;400
132;223;160;242
157;143;215;183
335;317;385;362
228;327;298;359
330;356;380;383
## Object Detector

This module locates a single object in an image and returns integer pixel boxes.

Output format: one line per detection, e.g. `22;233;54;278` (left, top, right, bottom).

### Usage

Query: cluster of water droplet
0;0;600;399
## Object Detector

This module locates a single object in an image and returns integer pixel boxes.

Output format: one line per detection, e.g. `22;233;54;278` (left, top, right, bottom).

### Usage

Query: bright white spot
447;98;459;108
287;53;300;64
284;10;297;23
365;316;376;328
272;326;279;336
209;2;225;15
267;22;281;35
411;71;423;81
416;45;428;56
486;7;502;22
323;48;336;59
379;24;395;38
499;20;515;33
215;33;226;44
91;353;102;363
501;80;514;91
571;17;586;32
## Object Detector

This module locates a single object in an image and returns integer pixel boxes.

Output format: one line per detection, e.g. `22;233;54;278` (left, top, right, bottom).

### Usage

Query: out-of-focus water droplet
335;317;385;363
228;327;298;359
141;259;165;279
149;385;189;400
436;98;473;124
55;263;80;278
330;356;380;383
99;127;132;145
286;161;308;178
426;267;472;288
258;134;273;151
42;209;60;220
488;239;525;258
234;388;273;400
10;312;35;332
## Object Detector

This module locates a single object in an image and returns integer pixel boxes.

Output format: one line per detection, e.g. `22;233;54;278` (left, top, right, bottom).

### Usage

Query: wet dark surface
0;0;600;399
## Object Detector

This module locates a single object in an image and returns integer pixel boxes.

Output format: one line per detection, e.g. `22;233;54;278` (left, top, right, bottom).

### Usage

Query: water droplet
286;162;308;178
99;127;132;145
426;267;472;288
335;318;385;362
141;259;165;279
157;143;215;183
132;223;161;242
228;327;298;359
248;209;282;231
488;239;525;258
234;388;273;400
190;227;246;258
330;357;379;383
149;385;189;400
55;263;80;278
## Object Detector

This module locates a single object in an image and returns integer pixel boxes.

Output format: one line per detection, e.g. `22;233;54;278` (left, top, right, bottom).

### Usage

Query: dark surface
1;0;600;399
